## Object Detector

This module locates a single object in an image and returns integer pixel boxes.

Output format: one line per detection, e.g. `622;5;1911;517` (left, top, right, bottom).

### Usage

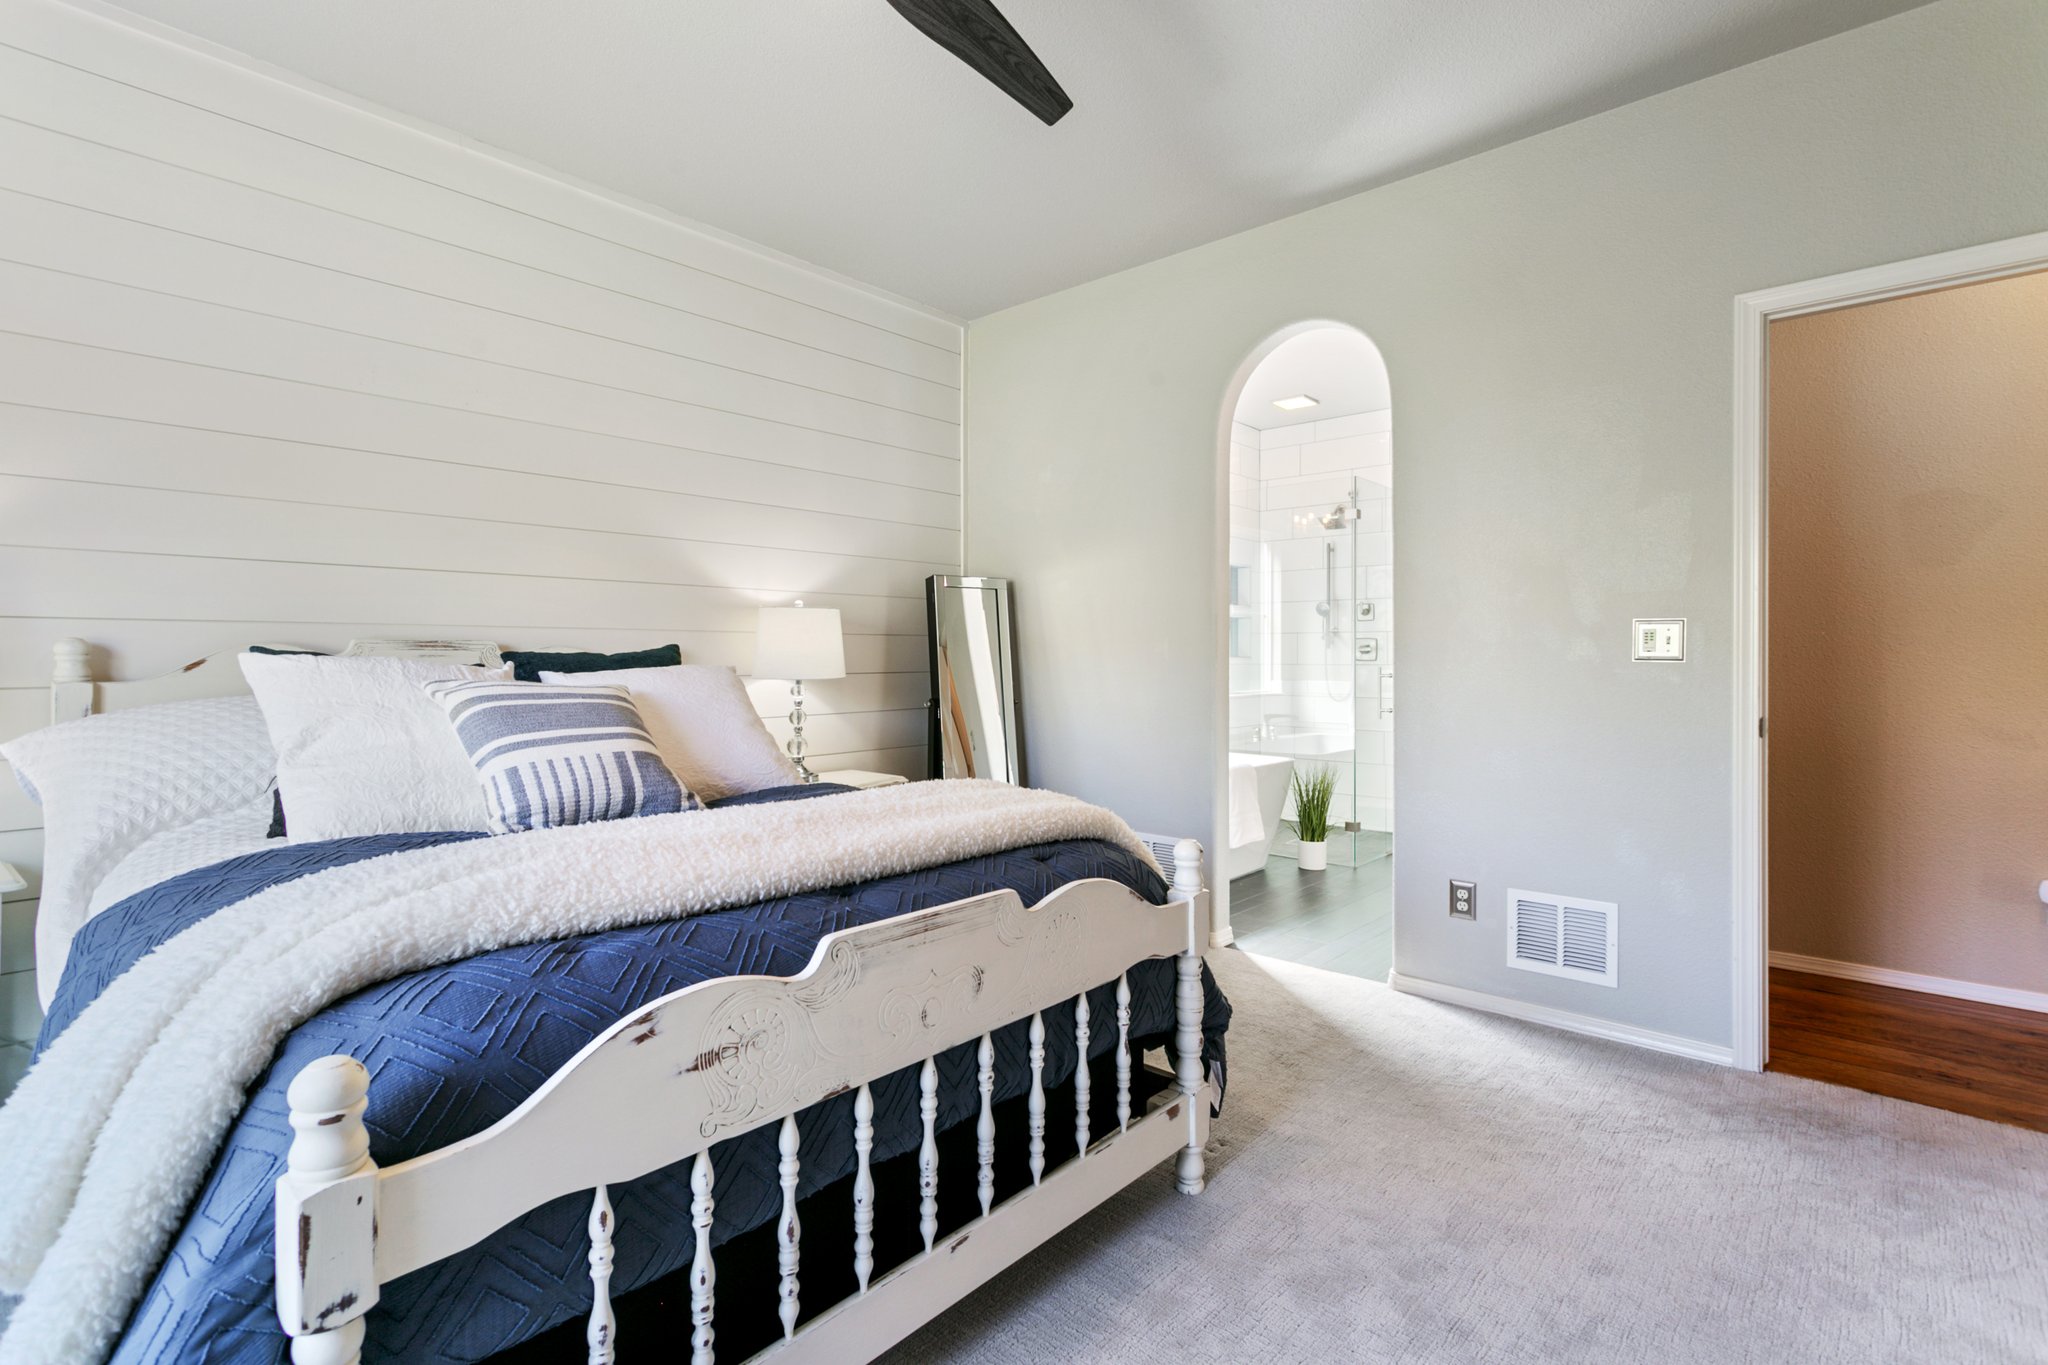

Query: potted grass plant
1290;765;1338;871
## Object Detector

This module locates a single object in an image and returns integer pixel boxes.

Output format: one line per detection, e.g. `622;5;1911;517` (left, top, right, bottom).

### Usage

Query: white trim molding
1769;952;2048;1017
1730;229;2048;1074
1388;972;1734;1068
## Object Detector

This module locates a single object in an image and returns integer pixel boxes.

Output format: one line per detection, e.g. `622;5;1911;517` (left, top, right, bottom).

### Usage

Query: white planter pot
1297;840;1329;871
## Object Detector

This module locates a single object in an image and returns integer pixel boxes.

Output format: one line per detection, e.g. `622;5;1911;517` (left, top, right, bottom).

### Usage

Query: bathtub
1227;751;1296;880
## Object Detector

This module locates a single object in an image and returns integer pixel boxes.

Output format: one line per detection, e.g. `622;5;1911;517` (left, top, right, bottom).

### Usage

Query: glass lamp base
787;679;817;782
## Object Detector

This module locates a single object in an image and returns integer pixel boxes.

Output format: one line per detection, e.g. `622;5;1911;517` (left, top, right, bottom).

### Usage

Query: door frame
1730;229;2048;1072
1213;319;1391;950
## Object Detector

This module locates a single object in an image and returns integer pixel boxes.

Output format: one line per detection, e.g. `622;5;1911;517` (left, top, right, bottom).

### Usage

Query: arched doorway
1215;323;1394;979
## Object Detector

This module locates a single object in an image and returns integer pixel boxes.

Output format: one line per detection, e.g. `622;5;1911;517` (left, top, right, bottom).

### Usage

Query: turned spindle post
689;1151;716;1365
1115;972;1133;1133
852;1083;875;1292
918;1056;940;1252
1026;1011;1047;1186
975;1033;996;1219
586;1186;616;1365
1073;991;1091;1158
1171;838;1207;1196
776;1115;801;1340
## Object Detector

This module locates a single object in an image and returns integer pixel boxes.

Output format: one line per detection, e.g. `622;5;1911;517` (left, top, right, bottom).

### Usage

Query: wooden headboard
48;637;507;722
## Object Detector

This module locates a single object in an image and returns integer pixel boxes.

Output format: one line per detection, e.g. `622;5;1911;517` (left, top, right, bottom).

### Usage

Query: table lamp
753;601;846;782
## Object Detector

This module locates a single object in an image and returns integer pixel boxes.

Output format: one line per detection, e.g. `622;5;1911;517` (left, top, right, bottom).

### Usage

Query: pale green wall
961;0;2048;1050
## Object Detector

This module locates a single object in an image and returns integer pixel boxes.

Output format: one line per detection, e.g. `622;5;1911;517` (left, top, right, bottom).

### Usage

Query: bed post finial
1169;839;1207;1195
286;1056;371;1179
1171;839;1203;902
52;637;90;683
51;637;93;723
277;1056;379;1365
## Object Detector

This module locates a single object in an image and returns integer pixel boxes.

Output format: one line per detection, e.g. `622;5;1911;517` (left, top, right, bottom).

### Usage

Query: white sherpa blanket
0;780;1156;1365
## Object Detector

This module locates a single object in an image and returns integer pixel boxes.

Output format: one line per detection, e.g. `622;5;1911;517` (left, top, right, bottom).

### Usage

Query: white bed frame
50;638;1214;1365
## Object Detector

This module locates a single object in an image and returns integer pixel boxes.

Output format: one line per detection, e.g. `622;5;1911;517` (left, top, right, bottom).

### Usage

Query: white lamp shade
753;606;845;681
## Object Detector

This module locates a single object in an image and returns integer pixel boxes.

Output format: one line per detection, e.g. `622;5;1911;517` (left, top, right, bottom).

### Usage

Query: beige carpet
884;949;2048;1364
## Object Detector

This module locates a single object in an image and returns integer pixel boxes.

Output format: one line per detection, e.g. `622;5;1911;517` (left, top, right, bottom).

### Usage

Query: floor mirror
926;574;1022;783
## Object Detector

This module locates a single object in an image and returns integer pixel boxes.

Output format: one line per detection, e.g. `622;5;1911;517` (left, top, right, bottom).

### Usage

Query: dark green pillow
501;644;682;683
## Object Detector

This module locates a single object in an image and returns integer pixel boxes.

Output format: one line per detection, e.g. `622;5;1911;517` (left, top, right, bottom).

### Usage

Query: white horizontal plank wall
0;0;961;1034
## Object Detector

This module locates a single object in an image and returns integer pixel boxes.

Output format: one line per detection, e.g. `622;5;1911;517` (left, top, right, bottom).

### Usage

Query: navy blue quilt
41;786;1229;1364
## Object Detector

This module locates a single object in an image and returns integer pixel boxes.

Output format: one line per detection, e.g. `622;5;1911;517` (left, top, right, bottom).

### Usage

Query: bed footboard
275;840;1213;1365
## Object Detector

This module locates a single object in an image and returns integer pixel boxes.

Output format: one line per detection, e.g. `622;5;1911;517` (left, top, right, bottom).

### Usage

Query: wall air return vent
1506;889;1617;987
1134;834;1197;887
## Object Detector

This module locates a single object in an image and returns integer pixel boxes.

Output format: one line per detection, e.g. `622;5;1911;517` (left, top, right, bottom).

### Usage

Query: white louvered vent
1506;889;1617;987
1133;833;1198;887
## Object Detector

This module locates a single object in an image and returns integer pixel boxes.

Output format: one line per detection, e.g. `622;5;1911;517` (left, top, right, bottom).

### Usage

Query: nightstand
818;769;909;790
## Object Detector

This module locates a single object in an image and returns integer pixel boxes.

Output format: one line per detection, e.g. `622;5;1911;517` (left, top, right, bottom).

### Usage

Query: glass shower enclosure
1236;473;1391;867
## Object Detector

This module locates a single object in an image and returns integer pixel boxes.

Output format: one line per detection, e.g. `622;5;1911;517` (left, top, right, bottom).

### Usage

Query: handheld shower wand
1311;495;1361;642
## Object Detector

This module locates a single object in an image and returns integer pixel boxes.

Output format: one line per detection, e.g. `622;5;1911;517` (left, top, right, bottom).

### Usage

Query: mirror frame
925;574;1023;784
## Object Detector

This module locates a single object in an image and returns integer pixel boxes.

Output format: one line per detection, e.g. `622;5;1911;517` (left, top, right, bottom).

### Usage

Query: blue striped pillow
422;678;698;834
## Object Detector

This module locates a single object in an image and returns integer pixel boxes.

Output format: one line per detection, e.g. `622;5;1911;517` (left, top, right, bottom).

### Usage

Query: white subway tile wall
1228;421;1263;699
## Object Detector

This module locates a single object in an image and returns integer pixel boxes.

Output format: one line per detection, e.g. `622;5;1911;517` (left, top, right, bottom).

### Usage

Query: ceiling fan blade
884;0;1073;126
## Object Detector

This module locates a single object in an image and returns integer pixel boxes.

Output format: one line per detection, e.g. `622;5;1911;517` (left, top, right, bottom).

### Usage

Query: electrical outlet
1449;880;1477;920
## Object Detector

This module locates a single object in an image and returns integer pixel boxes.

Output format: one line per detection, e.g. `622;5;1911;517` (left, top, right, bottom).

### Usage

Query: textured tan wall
1768;270;2048;991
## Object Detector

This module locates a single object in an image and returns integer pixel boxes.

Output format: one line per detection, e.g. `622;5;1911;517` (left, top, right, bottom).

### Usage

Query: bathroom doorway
1221;324;1393;981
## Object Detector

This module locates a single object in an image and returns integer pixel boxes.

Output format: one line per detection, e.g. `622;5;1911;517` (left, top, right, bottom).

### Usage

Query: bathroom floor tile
1228;851;1392;983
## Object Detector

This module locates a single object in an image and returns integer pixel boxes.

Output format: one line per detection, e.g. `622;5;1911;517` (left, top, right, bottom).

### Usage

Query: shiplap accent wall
0;0;962;1039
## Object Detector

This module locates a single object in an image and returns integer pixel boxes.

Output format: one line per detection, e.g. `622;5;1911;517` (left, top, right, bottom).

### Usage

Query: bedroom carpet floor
882;948;2048;1365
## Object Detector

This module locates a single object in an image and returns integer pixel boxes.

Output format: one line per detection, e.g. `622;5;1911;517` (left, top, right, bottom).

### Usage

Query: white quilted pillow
1;695;276;1000
240;653;511;842
88;793;276;919
540;664;802;802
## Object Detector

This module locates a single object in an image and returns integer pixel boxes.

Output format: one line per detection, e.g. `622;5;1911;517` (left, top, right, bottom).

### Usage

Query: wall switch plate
1632;619;1685;662
1356;601;1376;622
1449;880;1477;919
1355;638;1379;662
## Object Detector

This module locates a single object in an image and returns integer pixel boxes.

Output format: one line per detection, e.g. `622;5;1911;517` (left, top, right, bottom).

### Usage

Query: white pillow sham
240;653;510;841
538;664;801;802
0;695;276;1004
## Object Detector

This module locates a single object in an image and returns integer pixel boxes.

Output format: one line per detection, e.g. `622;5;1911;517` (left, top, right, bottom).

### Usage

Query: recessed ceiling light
1272;394;1319;411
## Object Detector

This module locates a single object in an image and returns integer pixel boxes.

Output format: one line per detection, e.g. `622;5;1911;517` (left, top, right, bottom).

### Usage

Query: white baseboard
1768;951;2048;1016
1388;972;1735;1067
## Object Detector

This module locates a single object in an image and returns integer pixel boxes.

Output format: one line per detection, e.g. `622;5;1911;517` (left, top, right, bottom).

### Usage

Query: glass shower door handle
1378;668;1394;718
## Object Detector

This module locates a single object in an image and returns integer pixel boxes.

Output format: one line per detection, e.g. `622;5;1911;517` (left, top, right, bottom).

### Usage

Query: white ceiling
1235;328;1390;431
103;0;1928;318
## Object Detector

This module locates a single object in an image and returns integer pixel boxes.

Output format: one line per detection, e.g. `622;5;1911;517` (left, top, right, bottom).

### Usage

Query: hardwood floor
1227;851;1392;981
1768;968;2048;1132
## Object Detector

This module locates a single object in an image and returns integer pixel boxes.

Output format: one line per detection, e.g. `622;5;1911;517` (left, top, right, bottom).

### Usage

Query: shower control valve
1355;639;1379;662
